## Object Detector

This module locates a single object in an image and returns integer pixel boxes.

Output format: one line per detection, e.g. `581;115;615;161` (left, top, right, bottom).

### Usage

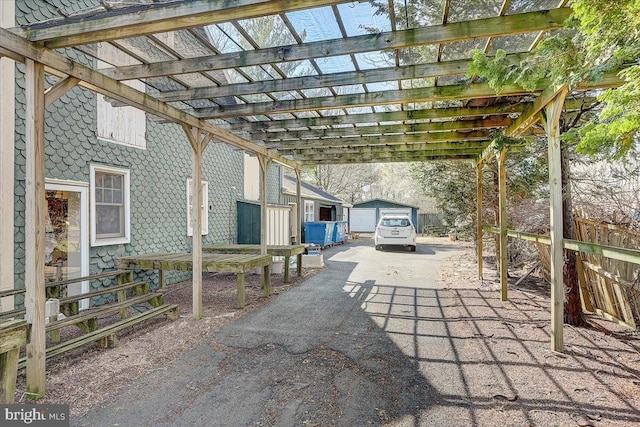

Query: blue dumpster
303;221;335;247
332;221;348;244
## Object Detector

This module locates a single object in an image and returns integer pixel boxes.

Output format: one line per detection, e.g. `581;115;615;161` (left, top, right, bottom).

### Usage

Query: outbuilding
350;199;419;233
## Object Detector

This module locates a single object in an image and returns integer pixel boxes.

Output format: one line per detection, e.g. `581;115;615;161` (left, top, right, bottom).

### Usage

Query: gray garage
350;199;419;233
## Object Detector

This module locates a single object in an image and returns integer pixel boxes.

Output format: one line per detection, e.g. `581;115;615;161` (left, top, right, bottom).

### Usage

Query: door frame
45;179;90;310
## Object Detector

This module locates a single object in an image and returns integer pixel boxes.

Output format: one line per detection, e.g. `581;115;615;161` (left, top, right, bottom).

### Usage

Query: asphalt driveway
73;237;473;426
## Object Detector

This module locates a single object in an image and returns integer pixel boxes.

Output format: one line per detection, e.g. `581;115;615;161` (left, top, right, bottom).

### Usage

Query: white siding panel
266;205;290;245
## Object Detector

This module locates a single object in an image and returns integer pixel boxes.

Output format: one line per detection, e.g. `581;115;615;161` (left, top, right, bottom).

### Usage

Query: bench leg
117;289;128;319
262;264;271;297
165;306;181;320
237;273;246;309
117;273;128;319
98;334;117;349
296;254;303;277
49;326;60;343
159;269;166;290
283;256;291;283
0;348;20;403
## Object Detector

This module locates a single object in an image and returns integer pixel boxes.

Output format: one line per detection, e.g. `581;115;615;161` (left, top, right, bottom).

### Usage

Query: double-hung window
90;164;130;246
304;200;315;222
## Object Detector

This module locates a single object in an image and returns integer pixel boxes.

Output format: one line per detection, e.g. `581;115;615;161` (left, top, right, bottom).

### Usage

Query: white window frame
90;164;131;247
187;179;209;236
304;200;315;222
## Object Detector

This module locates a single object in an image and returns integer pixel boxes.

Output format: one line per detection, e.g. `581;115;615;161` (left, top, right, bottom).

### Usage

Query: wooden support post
0;0;16;315
258;155;271;256
182;124;212;320
295;168;303;245
24;59;46;399
476;159;484;280
497;147;508;301
541;85;568;352
236;272;245;309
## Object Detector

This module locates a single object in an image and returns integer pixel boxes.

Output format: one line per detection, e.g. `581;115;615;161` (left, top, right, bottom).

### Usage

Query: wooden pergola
0;0;629;398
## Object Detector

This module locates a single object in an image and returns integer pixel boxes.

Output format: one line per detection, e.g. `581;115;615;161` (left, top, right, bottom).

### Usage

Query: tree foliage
469;0;640;159
301;164;379;204
409;143;548;233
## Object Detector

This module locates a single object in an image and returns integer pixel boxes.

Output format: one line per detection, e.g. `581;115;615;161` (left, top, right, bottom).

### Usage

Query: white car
374;214;417;252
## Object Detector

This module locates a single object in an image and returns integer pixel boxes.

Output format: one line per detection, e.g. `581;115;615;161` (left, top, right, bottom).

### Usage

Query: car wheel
375;245;381;251
410;245;416;252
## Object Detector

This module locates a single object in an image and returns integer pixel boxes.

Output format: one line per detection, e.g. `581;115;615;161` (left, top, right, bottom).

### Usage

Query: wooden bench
0;270;180;372
115;252;272;308
18;303;179;370
46;291;166;339
0;320;27;403
202;244;305;283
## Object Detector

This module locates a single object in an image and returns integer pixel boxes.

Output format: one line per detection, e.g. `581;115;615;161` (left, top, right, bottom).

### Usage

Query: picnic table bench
202;244;305;283
115;252;272;308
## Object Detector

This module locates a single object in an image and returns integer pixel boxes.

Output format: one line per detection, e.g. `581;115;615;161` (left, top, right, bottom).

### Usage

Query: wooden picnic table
202;244;305;283
115;252;272;309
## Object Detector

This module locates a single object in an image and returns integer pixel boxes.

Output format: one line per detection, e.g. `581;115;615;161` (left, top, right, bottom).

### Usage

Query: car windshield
380;218;410;227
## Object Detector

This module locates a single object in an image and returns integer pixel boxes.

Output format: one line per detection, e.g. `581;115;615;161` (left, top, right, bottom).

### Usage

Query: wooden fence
574;215;640;328
535;215;640;328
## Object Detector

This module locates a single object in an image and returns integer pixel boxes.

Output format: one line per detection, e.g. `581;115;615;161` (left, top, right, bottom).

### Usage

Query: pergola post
476;159;483;280
497;147;508;301
0;0;16;313
257;155;271;256
295;168;303;244
541;86;568;352
182;125;213;320
24;59;46;399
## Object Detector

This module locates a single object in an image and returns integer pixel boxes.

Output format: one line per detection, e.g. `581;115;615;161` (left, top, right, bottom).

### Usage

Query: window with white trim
187;179;209;236
304;200;315;222
90;164;130;246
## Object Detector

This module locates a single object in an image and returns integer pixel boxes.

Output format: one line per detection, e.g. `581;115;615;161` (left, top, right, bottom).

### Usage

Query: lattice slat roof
9;0;618;166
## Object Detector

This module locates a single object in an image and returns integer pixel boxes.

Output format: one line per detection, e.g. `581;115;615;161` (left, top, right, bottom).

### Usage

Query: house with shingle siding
3;0;285;306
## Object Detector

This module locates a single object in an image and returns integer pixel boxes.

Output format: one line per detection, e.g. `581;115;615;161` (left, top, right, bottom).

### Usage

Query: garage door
380;208;412;217
350;208;377;232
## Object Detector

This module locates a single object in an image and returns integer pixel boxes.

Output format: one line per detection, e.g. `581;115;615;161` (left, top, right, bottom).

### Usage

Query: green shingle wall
14;0;246;303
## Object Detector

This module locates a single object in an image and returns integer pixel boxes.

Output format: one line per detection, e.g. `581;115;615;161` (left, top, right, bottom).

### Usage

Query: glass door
45;182;89;310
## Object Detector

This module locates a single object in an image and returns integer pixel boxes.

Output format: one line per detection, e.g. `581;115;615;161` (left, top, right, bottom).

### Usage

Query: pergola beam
292;147;485;160
99;8;571;81
257;117;510;141
197;73;619;120
276;141;489;157
268;130;491;149
0;27;299;170
195;82;537;119
300;153;478;165
154;55;524;102
229;104;527;132
21;0;354;49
